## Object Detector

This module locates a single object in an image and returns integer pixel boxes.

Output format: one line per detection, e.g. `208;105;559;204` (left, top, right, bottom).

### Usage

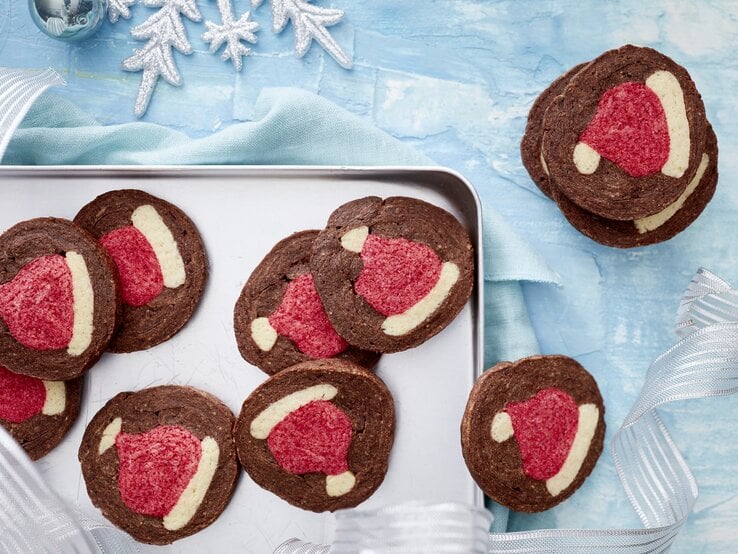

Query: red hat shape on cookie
0;366;66;423
250;384;356;497
268;400;352;476
100;205;186;307
0;254;93;356
99;420;220;531
117;426;201;517
343;229;460;337
491;387;600;497
574;71;690;179
257;273;348;358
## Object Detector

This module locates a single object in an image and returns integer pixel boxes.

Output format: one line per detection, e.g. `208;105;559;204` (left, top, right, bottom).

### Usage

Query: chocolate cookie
0;218;119;381
235;359;395;512
520;63;587;198
553;125;718;248
74;190;207;352
542;45;708;220
78;385;238;545
310;197;474;353
0;365;83;460
234;231;380;375
461;355;605;513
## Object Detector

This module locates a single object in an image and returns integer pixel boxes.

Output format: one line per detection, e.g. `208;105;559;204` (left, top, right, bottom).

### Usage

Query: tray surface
0;166;483;552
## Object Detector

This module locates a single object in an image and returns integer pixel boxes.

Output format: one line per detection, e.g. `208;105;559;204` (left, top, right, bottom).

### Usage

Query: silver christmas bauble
29;0;108;41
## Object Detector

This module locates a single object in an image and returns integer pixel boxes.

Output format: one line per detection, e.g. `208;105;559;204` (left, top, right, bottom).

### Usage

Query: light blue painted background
2;1;737;552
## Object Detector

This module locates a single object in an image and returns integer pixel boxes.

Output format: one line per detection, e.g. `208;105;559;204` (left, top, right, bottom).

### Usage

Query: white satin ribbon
675;267;738;336
276;268;738;553
0;67;65;162
275;502;492;554
0;427;138;553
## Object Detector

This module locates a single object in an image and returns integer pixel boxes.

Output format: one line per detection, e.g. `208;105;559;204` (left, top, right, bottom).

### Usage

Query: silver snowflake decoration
203;0;260;72
251;0;352;68
109;0;137;23
122;0;202;117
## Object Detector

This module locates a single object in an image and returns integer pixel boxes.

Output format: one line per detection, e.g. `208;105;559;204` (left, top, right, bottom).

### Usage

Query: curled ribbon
277;268;738;553
0;427;139;553
0;67;64;162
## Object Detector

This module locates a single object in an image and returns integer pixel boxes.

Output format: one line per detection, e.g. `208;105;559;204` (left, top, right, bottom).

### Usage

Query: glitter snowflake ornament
119;0;353;116
203;0;260;72
109;0;137;23
252;0;352;69
122;0;202;117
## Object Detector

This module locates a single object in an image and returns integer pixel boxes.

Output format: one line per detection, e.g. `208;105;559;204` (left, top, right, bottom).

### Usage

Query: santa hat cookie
522;45;716;247
0;218;119;381
75;190;207;352
310;197;474;353
0;366;83;460
461;355;605;512
544;45;708;220
554;125;718;248
78;386;238;545
235;359;395;512
234;231;380;375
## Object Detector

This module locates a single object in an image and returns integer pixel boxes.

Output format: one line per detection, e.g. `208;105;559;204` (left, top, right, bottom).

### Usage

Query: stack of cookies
521;45;718;248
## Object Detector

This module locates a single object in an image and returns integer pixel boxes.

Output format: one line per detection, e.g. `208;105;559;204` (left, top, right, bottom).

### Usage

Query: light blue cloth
5;87;558;534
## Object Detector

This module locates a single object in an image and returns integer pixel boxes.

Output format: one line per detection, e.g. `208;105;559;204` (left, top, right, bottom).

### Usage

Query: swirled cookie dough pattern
79;385;238;545
235;359;395;512
0;218;118;380
311;196;474;353
75;190;207;352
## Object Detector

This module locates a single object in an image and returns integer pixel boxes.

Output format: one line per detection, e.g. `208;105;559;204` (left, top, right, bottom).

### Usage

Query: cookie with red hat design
0;365;82;459
542;45;708;221
78;385;238;545
235;359;394;512
554;124;718;248
0;218;119;381
75;190;207;352
234;230;380;375
310;196;474;353
461;355;605;512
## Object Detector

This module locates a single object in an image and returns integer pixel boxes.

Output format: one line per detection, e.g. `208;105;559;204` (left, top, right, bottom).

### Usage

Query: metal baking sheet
0;166;484;552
